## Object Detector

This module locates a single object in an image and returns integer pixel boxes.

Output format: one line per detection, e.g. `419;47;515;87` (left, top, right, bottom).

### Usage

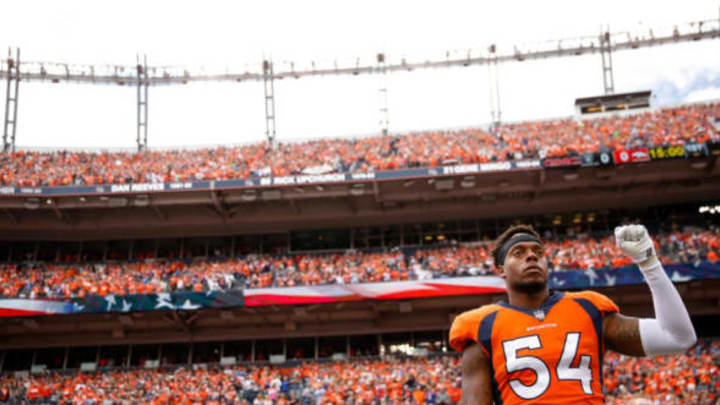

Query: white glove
614;224;660;272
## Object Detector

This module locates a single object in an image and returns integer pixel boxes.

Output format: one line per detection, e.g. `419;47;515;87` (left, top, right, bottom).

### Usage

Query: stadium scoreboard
575;91;651;115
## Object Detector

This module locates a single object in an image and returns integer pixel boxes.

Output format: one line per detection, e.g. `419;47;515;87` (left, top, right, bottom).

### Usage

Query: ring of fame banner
0;141;714;198
1;262;718;317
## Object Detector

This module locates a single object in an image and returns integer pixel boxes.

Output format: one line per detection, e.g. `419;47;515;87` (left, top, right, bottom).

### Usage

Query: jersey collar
497;290;565;320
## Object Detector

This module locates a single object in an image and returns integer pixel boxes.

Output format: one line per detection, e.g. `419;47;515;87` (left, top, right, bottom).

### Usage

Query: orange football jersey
450;291;619;405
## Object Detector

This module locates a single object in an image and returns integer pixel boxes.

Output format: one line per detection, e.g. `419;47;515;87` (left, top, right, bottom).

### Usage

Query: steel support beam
3;48;20;152
487;45;502;131
136;54;149;152
263;60;277;147
377;53;389;135
210;191;227;220
600;28;615;95
49;199;64;221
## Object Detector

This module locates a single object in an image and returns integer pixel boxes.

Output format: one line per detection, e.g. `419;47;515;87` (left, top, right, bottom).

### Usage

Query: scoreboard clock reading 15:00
649;145;685;160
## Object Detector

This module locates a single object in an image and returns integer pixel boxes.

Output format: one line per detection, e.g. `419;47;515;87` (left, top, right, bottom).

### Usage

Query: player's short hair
492;224;542;267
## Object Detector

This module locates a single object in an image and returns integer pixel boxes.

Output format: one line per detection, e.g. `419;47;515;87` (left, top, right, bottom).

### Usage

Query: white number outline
556;332;593;394
502;332;595;399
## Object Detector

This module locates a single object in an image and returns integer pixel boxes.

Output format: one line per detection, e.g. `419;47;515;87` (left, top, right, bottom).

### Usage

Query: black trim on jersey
476;311;503;405
497;291;565;319
573;298;604;389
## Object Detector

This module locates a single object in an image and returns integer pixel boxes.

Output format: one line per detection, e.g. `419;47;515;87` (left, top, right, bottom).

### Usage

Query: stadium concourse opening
1;332;445;371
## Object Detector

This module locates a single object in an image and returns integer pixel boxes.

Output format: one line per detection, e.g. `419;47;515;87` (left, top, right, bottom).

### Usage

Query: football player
450;224;696;404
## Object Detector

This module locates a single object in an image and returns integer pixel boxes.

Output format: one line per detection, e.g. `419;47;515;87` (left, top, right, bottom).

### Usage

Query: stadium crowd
1;103;719;188
0;356;463;405
604;339;720;405
0;228;718;299
1;339;718;404
497;103;720;159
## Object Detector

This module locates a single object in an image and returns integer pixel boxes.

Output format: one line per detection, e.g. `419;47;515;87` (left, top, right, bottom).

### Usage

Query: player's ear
497;265;506;278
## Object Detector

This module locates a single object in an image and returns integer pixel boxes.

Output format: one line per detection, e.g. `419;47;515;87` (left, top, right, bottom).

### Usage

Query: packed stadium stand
2;100;720;405
0;226;718;299
0;341;718;404
1;103;719;187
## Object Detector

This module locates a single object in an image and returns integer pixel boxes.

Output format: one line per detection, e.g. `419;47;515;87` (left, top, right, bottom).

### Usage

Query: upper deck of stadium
1;101;718;188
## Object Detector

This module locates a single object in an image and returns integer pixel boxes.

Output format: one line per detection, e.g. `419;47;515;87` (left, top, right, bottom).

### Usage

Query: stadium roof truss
2;16;720;151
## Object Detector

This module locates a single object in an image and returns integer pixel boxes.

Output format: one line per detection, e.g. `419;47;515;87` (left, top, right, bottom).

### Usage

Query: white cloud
684;87;720;104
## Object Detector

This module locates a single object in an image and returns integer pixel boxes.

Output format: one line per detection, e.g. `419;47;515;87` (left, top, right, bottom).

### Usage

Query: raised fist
614;224;658;270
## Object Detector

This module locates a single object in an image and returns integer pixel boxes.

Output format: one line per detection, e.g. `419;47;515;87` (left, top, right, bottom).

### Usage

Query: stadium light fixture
133;195;150;207
118;315;134;326
699;205;720;214
24;198;40;210
435;179;454;190
262;190;282;201
563;172;580;181
107;197;129;208
690;161;708;170
381;201;397;209
240;190;257;202
349;184;365;196
460;180;475;188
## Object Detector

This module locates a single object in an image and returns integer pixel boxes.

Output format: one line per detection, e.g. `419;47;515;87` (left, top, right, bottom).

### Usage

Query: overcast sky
0;0;719;149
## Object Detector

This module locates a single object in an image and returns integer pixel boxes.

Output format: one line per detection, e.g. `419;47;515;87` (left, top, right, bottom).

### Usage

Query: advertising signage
543;156;582;169
684;143;709;158
579;152;614;167
614;148;651;164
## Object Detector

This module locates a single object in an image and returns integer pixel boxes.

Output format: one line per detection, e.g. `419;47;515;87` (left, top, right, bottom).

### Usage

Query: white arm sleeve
638;261;697;356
